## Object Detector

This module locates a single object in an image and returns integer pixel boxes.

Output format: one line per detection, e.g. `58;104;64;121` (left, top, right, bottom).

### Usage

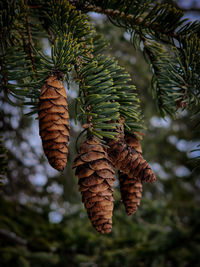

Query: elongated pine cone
107;134;156;183
119;172;142;215
38;75;69;171
73;136;115;234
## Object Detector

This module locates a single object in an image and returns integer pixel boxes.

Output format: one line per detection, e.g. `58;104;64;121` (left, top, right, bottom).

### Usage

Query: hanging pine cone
119;172;142;215
107;123;156;183
73;136;115;234
38;75;69;171
118;133;143;215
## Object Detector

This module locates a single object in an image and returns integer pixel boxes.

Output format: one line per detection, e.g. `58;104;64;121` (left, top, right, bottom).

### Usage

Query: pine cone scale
80;143;105;153
96;169;114;178
80;151;106;162
89;160;115;172
79;175;104;186
75;167;94;178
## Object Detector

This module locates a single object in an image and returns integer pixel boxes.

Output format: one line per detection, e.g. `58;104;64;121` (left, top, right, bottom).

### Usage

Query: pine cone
107;133;156;183
119;133;143;215
73;136;115;234
38;75;69;171
119;172;142;215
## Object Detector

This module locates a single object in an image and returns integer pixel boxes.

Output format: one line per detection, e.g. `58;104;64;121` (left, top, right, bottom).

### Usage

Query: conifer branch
69;1;192;40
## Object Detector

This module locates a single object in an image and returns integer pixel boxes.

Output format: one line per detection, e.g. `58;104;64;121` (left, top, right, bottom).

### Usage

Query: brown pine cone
107;134;156;183
73;136;115;234
119;171;142;215
38;75;69;171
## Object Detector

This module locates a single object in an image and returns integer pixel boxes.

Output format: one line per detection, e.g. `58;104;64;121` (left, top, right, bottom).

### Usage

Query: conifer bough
73;136;115;234
39;75;69;171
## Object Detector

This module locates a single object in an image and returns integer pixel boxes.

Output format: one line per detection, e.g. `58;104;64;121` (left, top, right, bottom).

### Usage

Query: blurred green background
0;2;200;266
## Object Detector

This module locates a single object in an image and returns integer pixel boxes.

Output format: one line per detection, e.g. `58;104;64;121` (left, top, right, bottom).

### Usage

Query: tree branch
69;1;185;40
